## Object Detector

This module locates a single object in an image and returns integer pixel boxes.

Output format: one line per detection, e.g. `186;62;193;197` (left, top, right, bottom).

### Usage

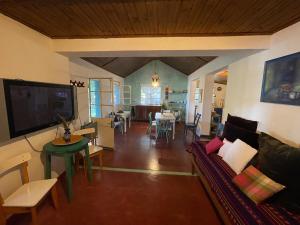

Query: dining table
116;111;131;133
155;112;176;140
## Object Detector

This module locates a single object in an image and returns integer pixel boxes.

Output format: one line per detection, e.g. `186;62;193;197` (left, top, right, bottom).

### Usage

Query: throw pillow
205;137;223;154
218;139;233;158
222;122;259;149
233;165;285;204
227;114;258;132
258;132;300;212
223;139;257;174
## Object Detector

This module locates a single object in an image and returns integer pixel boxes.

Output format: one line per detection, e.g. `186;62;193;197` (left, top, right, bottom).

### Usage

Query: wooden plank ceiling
82;57;216;77
0;0;300;38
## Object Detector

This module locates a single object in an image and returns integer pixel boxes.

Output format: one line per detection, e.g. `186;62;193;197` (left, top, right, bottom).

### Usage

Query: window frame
140;85;162;105
89;79;102;118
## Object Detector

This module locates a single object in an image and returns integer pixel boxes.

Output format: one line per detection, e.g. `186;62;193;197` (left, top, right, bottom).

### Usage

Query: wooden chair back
0;153;31;177
194;113;201;126
156;119;172;131
148;112;152;125
0;153;31;205
73;128;95;136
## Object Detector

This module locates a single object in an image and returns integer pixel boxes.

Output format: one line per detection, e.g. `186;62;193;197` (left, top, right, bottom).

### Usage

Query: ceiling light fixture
151;61;160;87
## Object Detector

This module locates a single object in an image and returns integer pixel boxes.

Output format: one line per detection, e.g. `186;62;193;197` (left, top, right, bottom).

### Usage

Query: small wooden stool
75;143;103;174
81;144;103;174
73;128;103;174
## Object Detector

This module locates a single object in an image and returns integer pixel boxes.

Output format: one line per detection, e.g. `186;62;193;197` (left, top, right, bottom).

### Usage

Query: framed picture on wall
261;52;300;106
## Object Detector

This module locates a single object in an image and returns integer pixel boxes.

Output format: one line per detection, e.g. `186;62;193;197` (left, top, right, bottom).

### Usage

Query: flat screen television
1;79;76;139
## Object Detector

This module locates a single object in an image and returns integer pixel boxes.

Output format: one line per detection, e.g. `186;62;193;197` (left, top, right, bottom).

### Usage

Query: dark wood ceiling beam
159;59;189;75
81;57;217;77
124;58;154;76
101;58;119;67
197;57;210;63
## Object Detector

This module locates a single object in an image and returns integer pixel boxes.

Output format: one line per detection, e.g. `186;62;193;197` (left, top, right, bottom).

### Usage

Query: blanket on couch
190;141;300;225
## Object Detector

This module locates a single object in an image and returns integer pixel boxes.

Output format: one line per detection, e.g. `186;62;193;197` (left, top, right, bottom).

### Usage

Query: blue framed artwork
261;52;300;106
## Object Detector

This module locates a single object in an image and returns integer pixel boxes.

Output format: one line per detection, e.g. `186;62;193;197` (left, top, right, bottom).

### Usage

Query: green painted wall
125;60;188;105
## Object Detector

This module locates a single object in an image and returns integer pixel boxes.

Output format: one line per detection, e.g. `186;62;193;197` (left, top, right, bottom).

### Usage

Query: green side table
43;137;92;201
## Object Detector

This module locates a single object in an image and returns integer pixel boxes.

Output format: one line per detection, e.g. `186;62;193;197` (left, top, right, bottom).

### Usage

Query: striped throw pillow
233;165;285;204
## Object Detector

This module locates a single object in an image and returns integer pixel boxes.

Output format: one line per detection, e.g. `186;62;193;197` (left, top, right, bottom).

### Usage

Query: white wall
53;36;270;54
224;22;300;145
0;14;124;200
69;58;124;123
200;74;214;135
0;14;70;198
187;53;253;135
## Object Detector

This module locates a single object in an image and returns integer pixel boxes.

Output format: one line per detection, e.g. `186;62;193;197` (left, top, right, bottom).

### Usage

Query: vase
63;128;71;142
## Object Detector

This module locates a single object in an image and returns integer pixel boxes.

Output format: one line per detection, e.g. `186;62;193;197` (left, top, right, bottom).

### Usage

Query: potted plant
57;114;71;142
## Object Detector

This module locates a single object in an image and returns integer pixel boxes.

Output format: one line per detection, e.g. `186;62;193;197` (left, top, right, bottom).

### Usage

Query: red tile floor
103;122;195;172
7;122;221;225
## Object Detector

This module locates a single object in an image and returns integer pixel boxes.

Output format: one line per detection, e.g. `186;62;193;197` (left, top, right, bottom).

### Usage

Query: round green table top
43;137;89;154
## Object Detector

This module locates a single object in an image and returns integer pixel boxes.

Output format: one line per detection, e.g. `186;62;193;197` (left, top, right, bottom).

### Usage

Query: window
114;82;120;106
89;79;101;118
141;86;161;105
114;82;121;112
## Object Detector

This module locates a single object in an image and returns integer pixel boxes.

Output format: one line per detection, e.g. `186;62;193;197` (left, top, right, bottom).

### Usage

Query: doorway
211;69;228;135
188;79;201;123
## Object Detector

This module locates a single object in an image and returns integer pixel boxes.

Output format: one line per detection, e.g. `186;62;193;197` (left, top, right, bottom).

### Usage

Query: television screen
3;80;75;138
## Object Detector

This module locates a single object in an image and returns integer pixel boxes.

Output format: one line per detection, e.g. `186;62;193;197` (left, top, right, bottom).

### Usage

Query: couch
189;141;300;225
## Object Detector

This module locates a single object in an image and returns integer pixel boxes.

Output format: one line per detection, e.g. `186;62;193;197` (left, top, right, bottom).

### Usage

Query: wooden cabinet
92;118;114;149
132;105;161;121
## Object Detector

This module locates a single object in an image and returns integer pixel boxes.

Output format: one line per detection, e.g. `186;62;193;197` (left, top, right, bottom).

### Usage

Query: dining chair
81;122;98;145
216;123;225;137
173;109;181;121
146;112;156;135
156;119;172;143
184;113;201;139
109;112;124;134
74;127;103;174
0;153;58;225
211;112;222;136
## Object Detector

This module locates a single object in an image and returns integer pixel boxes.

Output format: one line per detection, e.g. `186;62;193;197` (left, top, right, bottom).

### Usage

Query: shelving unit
120;85;131;110
164;88;187;121
89;78;114;119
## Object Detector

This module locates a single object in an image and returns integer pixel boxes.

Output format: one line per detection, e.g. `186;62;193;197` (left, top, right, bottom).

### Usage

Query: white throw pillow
218;138;233;158
223;139;257;174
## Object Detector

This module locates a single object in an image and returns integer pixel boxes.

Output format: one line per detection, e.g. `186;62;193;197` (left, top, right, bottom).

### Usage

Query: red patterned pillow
205;137;223;154
233;166;285;204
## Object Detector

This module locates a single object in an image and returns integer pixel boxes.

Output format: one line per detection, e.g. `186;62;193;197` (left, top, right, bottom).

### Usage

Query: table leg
84;145;93;182
124;116;127;133
173;121;175;140
64;155;73;202
71;155;75;177
45;152;52;179
155;122;158;139
129;115;131;128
